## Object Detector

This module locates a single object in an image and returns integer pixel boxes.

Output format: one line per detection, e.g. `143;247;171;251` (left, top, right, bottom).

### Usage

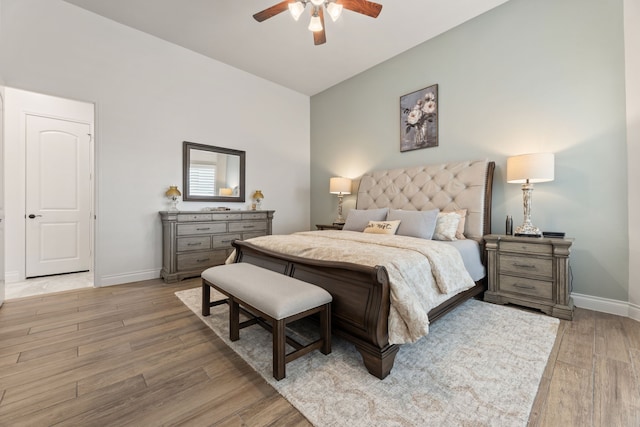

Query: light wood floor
0;278;639;426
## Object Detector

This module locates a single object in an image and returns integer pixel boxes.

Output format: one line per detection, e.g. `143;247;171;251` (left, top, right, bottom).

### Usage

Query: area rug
176;287;559;427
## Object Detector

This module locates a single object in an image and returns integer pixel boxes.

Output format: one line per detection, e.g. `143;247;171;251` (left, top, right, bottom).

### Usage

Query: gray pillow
387;209;439;239
342;208;389;232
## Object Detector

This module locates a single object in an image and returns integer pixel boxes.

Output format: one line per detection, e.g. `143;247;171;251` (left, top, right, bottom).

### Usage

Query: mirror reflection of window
189;150;217;196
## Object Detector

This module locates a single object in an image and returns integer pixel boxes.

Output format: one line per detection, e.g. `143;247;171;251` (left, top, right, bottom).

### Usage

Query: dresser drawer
177;223;227;236
499;274;553;300
229;221;266;233
242;212;267;220
177;236;211;252
500;241;552;255
211;213;242;221
177;250;228;271
212;234;241;248
177;213;213;222
499;254;552;279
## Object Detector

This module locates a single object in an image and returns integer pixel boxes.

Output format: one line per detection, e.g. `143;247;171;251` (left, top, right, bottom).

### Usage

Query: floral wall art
400;84;438;152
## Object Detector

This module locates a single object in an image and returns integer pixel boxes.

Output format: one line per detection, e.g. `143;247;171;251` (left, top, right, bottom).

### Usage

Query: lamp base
514;223;542;237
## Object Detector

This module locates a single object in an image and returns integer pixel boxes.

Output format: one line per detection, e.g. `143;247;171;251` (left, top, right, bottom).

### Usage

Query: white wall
0;0;310;286
625;0;640;318
3;88;94;282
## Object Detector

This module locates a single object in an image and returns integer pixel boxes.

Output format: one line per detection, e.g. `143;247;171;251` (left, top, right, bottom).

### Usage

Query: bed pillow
342;208;389;232
444;209;467;240
433;211;462;241
363;220;401;235
387;209;439;239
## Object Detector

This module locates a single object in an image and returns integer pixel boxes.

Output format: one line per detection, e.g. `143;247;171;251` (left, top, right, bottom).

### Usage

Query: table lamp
507;153;554;237
165;185;182;212
329;177;352;224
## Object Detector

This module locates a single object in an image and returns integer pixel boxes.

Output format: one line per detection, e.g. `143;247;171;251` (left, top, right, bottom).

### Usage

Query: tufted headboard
356;159;495;241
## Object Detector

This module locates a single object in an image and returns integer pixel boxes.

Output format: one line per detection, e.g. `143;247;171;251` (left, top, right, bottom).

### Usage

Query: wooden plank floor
1;278;639;426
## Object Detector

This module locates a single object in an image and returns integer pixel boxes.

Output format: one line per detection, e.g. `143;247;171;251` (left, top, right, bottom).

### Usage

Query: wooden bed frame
232;160;495;379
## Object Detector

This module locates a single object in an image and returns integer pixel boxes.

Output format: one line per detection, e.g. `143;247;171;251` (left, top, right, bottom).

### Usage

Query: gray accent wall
310;0;628;301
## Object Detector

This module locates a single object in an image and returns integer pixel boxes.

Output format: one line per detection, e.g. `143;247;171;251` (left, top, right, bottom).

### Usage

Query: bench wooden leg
273;319;286;380
202;282;211;316
321;303;331;355
229;297;240;342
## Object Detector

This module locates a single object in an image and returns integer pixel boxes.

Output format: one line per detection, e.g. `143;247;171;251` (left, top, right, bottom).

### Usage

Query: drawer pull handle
243;225;255;229
196;258;209;263
221;240;233;243
513;263;536;269
187;242;202;246
513;283;535;290
196;227;211;231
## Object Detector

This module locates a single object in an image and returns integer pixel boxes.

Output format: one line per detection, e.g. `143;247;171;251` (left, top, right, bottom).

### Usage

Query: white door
0;94;5;305
25;115;91;278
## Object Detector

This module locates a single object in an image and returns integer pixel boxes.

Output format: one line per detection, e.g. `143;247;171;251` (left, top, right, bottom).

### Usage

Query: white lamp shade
507;153;555;184
330;177;352;194
327;2;343;21
308;14;323;32
288;1;305;21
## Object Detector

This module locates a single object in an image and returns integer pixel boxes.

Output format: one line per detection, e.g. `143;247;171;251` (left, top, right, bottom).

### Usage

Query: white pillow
342;208;389;232
363;220;401;235
433;212;461;241
387;209;439;239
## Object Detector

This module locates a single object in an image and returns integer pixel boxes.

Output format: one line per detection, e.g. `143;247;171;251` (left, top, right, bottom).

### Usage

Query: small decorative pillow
433;212;461;241
342;208;389;232
445;209;467;240
363;220;401;235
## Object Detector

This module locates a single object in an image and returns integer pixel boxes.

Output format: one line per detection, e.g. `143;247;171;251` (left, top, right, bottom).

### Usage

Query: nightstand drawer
500;241;552;255
499;275;553;300
499;255;552;279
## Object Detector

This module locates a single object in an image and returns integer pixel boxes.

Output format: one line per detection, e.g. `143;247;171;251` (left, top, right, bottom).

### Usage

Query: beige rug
176;287;559;427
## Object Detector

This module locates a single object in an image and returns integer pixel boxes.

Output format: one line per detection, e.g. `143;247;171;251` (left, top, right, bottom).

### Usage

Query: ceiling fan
253;0;383;46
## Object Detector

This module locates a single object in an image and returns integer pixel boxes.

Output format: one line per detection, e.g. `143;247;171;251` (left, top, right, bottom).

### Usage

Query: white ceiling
63;0;510;96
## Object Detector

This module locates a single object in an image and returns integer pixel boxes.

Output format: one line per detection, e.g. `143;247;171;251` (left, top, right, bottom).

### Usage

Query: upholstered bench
201;262;332;380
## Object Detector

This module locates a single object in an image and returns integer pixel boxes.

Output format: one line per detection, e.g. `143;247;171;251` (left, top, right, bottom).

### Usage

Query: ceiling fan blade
338;0;383;18
313;8;327;45
253;1;290;22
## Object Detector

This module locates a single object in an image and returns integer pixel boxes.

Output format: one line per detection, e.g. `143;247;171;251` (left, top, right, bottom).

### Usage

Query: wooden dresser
484;234;574;320
160;210;274;283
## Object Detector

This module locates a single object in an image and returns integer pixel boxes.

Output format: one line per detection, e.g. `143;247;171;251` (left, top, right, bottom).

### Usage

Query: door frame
4;87;96;285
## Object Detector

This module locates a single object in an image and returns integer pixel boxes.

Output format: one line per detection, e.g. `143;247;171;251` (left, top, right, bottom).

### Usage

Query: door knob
28;214;43;219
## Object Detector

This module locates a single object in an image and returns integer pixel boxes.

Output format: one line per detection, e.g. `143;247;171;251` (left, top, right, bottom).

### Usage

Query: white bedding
235;230;476;344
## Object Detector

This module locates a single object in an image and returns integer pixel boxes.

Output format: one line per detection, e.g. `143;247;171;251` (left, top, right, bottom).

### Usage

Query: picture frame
400;84;438;152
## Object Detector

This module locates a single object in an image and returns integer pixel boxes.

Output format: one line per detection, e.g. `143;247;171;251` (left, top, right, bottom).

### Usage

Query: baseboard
4;271;21;283
97;268;161;287
572;292;638;319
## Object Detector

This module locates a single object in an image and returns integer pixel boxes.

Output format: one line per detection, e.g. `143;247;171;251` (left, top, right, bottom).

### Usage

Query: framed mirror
183;141;246;202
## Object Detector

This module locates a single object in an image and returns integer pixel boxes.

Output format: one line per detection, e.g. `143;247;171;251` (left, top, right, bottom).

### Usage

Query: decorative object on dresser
329;177;351;224
400;84;438;152
484;234;574;320
159;210;274;283
507;152;554;237
251;190;264;210
165;185;181;212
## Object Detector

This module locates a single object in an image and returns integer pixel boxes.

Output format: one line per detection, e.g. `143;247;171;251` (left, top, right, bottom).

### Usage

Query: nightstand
484;234;574;320
315;224;344;230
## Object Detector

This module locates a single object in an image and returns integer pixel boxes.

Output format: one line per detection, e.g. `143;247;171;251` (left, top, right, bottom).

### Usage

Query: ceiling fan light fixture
326;2;343;22
308;13;323;32
310;0;325;6
288;1;305;21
